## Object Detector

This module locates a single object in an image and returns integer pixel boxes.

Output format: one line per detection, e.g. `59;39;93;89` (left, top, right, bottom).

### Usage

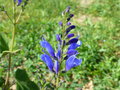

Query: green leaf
15;69;39;90
0;77;5;87
0;68;4;77
0;33;9;53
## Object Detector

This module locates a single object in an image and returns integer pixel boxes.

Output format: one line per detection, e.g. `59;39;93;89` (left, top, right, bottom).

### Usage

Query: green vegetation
0;0;120;89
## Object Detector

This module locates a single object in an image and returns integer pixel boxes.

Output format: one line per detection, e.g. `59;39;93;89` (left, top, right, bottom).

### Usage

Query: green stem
4;11;14;24
16;9;23;23
55;73;59;90
5;1;16;89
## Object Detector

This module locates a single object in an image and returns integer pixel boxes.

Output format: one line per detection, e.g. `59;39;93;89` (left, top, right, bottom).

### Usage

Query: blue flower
58;21;63;27
56;34;62;44
66;55;82;71
56;44;61;60
14;0;22;6
67;38;78;45
68;40;82;50
67;14;74;21
67;33;74;38
53;60;59;74
41;54;54;72
67;22;71;26
65;6;70;13
67;49;78;56
40;54;59;74
40;40;56;58
66;25;76;34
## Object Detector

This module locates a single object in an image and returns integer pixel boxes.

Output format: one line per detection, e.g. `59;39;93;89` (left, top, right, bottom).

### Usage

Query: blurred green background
0;0;120;89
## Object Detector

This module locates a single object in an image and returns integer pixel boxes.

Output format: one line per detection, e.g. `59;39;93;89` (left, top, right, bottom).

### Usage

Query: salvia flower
66;25;76;34
65;6;70;13
67;33;74;38
58;21;63;27
67;22;71;26
40;7;82;74
14;0;22;6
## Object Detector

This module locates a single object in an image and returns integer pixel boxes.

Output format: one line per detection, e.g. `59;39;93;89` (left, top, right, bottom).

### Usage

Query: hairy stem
5;1;16;89
55;73;59;90
16;9;23;23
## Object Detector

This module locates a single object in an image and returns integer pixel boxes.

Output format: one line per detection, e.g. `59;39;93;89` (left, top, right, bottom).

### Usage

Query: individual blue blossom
69;14;74;18
67;22;71;26
40;40;56;58
67;33;74;38
67;49;78;56
66;25;76;34
66;55;82;71
56;34;62;43
56;44;61;60
68;40;82;50
41;54;54;72
67;38;78;45
59;21;63;26
41;54;59;74
65;6;70;13
14;0;22;6
53;60;59;74
67;14;74;21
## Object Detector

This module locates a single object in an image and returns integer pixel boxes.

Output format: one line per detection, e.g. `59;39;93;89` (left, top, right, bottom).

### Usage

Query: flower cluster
40;7;82;74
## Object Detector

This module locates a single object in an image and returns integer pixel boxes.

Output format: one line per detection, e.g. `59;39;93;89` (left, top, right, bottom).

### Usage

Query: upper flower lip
66;25;76;34
67;38;78;45
40;54;54;72
40;54;59;74
40;40;56;58
67;33;74;38
66;55;82;71
68;40;82;50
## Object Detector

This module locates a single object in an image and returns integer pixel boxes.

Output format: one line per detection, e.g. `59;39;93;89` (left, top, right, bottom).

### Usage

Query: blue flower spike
40;7;82;74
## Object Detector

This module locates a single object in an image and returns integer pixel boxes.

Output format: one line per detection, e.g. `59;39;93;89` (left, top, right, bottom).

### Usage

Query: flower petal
67;33;74;38
58;21;63;26
69;14;74;18
56;44;61;60
56;49;61;60
67;22;71;26
67;38;78;45
66;25;76;34
15;0;22;6
72;58;82;68
66;55;82;71
67;49;78;56
40;54;54;72
65;6;70;13
53;60;59;74
40;40;55;58
66;55;76;71
68;41;82;50
56;34;62;44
